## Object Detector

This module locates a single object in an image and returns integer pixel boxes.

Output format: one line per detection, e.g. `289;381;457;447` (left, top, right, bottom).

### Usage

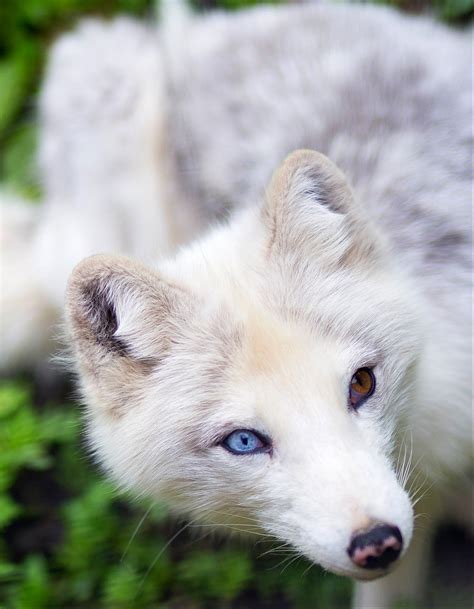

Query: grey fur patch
163;3;471;314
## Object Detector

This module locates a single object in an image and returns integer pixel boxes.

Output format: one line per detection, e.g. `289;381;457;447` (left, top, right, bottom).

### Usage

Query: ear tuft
78;276;128;356
264;149;353;220
293;153;349;215
261;149;362;260
66;254;190;370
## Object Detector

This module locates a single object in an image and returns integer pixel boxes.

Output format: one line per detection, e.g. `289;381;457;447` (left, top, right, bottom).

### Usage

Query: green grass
0;1;472;607
0;380;352;608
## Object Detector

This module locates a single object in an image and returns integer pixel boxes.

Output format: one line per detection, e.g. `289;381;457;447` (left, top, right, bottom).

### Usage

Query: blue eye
222;429;271;455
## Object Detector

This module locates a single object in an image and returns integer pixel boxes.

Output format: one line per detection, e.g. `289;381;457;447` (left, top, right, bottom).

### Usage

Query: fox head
66;150;420;579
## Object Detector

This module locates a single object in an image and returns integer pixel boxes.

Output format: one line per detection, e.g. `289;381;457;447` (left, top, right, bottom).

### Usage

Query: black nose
347;524;403;570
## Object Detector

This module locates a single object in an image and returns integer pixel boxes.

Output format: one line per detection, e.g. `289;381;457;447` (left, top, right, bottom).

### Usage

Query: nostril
347;525;403;570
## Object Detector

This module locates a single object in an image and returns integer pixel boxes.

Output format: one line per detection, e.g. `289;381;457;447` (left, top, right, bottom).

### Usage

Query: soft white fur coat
0;3;471;607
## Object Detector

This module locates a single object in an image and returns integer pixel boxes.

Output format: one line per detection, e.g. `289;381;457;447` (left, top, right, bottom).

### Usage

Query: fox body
0;3;472;607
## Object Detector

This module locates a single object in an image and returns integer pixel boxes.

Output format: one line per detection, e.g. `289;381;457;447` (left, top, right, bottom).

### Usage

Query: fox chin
1;3;471;608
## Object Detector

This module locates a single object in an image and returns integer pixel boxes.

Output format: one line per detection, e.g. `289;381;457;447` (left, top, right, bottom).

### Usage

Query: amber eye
349;367;376;409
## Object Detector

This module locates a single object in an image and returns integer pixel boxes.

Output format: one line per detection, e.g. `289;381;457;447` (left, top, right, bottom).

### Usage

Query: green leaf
435;0;474;20
0;381;29;419
12;556;51;609
0;43;39;138
40;409;78;444
102;564;142;605
0;405;49;473
177;549;253;601
0;561;20;581
0;495;20;529
1;123;41;200
59;480;119;574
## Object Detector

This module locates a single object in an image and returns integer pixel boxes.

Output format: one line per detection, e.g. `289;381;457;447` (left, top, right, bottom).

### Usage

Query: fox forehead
228;327;349;424
229;306;356;393
168;247;410;370
234;306;312;374
187;301;362;411
164;222;415;371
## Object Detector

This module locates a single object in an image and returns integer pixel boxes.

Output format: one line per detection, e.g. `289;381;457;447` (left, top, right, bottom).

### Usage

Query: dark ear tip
67;254;116;312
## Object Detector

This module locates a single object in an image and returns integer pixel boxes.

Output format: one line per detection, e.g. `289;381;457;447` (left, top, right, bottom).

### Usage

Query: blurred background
0;1;472;608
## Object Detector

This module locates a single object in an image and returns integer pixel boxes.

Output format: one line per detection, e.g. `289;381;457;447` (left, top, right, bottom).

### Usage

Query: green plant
0;1;471;607
0;0;155;199
0;380;351;608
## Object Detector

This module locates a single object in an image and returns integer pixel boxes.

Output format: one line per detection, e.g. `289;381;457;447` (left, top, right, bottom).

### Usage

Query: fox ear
66;254;190;376
262;149;372;261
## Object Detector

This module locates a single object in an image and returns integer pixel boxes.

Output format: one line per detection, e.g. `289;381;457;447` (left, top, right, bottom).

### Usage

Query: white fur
0;3;471;607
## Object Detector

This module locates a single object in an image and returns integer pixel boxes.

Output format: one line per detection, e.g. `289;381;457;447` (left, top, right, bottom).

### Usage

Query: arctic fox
1;2;471;608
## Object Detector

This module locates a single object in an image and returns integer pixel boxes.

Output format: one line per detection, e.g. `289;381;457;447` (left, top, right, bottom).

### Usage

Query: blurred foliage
0;380;352;608
370;0;474;18
0;0;155;198
191;0;282;9
0;1;472;607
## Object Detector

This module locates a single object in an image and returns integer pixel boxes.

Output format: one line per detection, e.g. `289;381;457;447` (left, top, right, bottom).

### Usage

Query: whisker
121;503;153;563
413;512;430;522
400;434;414;488
411;482;434;508
136;521;192;594
302;561;315;578
257;542;293;559
207;510;262;524
279;553;303;574
406;460;427;496
189;523;275;538
408;468;430;500
396;435;409;484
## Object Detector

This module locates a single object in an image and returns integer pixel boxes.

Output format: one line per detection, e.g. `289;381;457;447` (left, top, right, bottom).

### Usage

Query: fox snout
347;524;403;570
